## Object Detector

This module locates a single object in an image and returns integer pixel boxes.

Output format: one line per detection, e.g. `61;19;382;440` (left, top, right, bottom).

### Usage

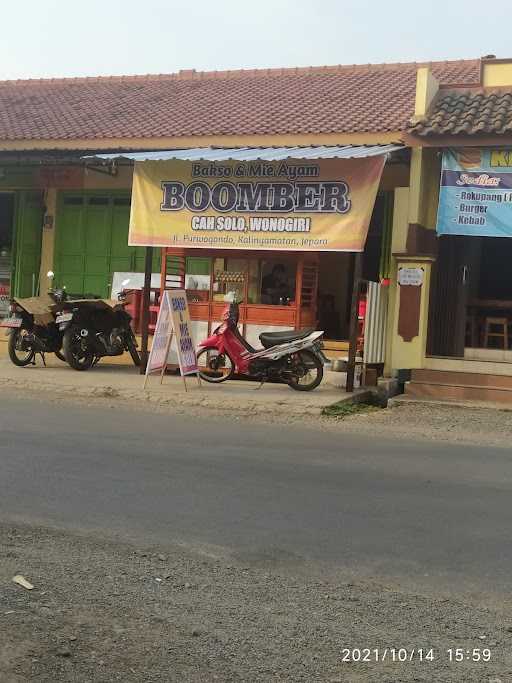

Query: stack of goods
215;271;246;284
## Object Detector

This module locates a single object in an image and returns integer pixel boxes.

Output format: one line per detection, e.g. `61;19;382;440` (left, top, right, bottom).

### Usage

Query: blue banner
436;148;512;237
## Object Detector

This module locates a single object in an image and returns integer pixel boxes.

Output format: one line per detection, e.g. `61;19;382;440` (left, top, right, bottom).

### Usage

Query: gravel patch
1;523;511;682
331;401;512;449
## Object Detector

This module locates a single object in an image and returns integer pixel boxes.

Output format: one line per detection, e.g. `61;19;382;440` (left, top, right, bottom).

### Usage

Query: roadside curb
0;371;376;419
0;376;330;417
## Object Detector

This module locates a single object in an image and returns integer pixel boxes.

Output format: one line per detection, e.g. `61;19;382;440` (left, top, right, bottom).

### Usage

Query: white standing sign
144;289;200;391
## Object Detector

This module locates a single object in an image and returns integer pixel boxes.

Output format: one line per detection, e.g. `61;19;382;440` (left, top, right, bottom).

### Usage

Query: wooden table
469;299;512;310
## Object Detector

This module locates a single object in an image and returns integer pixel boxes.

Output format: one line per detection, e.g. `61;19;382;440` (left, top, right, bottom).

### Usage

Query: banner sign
144;289;198;387
437;148;512;237
129;157;385;252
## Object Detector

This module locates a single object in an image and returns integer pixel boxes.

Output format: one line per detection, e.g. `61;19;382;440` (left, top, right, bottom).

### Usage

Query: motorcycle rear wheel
287;350;323;391
8;328;35;367
196;347;234;383
63;326;95;371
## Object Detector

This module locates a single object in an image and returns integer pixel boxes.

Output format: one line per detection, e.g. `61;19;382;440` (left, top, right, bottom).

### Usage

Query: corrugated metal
363;281;388;365
88;144;403;162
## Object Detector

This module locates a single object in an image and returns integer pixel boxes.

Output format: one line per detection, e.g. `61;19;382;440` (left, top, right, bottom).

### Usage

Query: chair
465;313;477;348
483;317;509;349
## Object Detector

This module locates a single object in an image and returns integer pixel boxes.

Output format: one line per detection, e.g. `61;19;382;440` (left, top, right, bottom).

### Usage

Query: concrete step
411;368;512;390
405;380;512;404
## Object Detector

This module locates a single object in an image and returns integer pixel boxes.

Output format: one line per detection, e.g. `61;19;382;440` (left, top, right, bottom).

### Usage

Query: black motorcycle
59;291;140;371
1;289;68;367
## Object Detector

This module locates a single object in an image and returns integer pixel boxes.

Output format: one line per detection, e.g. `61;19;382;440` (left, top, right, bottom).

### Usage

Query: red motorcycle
197;299;326;391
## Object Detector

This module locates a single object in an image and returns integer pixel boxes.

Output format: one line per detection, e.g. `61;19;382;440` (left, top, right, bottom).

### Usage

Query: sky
0;0;508;80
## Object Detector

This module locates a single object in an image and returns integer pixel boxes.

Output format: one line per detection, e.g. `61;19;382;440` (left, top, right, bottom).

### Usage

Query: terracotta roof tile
411;87;512;136
0;59;481;143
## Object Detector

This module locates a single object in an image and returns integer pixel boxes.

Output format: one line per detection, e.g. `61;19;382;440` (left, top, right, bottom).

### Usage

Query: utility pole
346;252;363;392
139;246;153;374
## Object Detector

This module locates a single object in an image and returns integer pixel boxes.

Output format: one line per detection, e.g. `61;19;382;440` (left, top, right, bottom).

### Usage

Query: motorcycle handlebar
48;288;68;303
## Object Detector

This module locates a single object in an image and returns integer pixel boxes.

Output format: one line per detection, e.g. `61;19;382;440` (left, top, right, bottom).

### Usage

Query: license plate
0;316;22;328
55;313;73;324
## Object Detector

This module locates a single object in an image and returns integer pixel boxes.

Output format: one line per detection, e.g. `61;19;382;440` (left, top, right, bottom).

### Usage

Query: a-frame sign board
143;289;200;392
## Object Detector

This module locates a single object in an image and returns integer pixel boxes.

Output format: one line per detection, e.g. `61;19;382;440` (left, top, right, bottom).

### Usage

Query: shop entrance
0;193;15;315
316;192;392;344
428;235;512;361
317;253;353;340
55;192;161;298
0;191;43;302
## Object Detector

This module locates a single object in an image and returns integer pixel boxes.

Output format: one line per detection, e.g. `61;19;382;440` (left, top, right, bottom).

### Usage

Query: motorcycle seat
259;328;314;349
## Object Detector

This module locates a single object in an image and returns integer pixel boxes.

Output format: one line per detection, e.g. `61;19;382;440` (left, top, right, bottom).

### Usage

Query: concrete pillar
389;257;434;372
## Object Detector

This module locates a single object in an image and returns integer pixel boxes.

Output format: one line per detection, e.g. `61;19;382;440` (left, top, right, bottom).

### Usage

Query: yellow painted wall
407;147;440;228
423;150;441;228
384;258;399;375
385;187;409;375
483;61;512;87
386;146;439;373
386;104;440;374
0;131;401;153
414;67;439;118
390;187;410;254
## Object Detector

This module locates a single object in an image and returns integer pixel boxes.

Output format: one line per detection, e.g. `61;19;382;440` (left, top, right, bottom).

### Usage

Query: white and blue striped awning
87;144;403;163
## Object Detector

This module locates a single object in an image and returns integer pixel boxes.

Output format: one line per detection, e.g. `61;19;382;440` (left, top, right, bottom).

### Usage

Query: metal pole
346;252;363;393
139;246;153;374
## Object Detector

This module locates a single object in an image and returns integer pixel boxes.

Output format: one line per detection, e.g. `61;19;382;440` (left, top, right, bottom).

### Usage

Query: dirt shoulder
1;522;511;683
2;351;512;447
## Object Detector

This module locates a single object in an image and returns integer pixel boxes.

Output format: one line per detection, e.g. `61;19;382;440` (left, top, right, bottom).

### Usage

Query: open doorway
317;252;353;340
0;193;15;316
316;193;390;342
429;235;512;361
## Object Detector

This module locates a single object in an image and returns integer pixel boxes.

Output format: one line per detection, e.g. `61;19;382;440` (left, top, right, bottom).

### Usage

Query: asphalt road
1;395;512;601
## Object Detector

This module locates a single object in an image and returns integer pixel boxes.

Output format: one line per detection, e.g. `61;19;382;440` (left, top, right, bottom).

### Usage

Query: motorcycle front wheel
126;332;141;366
63;326;95;371
287;350;323;391
8;328;35;367
196;347;234;383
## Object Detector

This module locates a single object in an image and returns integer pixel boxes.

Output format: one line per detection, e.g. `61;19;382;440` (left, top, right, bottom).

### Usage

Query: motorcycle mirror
47;270;54;279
